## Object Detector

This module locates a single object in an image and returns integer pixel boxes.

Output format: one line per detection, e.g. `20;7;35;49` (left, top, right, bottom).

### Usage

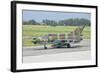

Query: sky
23;10;91;22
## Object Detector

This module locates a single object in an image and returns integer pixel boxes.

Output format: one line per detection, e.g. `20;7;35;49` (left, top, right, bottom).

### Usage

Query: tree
23;18;90;26
58;18;90;26
28;20;37;25
42;19;58;26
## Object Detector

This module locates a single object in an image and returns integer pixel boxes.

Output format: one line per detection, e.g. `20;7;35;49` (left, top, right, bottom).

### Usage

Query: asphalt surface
23;39;91;63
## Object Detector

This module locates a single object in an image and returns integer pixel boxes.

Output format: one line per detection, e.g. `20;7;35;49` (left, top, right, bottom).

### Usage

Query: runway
23;39;91;63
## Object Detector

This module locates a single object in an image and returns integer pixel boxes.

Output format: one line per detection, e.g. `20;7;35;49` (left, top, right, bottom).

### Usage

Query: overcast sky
23;10;91;22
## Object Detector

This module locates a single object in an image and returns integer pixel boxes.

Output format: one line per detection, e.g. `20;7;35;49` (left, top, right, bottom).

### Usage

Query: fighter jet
32;24;86;49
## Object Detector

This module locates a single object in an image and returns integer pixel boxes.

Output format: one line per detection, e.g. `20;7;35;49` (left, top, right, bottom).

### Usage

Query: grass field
22;25;90;46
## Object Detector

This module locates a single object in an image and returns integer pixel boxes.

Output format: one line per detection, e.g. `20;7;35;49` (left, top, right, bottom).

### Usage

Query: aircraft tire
67;43;71;48
44;46;47;50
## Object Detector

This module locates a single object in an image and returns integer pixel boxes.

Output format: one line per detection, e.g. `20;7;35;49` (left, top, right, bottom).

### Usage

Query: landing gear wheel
44;46;47;50
67;43;71;48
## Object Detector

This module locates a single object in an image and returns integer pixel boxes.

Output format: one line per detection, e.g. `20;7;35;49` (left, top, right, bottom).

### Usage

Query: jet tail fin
79;24;86;34
67;24;86;42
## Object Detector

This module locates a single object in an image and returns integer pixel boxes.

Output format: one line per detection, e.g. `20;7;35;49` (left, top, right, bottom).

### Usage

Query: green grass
22;25;90;46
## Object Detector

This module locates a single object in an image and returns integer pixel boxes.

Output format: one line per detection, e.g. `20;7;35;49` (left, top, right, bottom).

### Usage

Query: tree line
23;18;90;26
